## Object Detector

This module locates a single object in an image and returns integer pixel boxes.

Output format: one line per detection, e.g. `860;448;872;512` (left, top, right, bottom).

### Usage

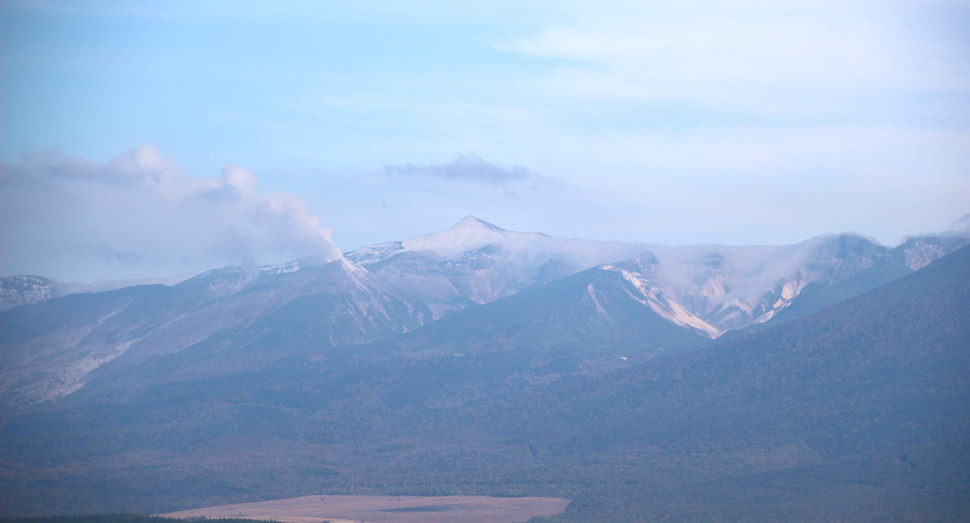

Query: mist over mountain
1;218;968;520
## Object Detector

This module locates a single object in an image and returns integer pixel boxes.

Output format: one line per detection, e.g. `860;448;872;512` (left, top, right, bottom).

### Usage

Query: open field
159;495;571;523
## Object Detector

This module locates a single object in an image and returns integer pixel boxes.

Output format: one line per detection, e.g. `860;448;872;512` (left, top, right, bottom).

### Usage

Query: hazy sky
2;1;969;281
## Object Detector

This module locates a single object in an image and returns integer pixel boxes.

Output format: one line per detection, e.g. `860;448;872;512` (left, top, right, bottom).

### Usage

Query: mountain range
0;217;968;520
1;217;964;407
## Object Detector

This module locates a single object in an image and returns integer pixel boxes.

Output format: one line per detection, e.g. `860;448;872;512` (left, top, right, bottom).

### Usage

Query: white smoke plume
0;144;342;282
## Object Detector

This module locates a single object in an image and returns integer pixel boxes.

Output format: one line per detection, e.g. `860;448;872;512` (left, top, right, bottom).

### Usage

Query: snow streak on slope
599;234;906;334
600;262;721;338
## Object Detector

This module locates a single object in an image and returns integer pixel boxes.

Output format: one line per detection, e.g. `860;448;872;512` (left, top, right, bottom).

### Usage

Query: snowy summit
400;216;545;258
346;216;546;264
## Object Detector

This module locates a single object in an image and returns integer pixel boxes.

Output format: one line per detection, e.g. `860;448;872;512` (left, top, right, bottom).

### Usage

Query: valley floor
158;495;571;523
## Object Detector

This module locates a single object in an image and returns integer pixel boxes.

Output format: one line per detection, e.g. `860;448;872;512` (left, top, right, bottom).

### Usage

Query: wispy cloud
496;1;969;120
951;213;970;234
0;144;342;281
385;154;532;186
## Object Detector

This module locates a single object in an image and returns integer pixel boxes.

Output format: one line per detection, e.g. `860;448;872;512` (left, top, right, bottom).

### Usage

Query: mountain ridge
1;219;966;407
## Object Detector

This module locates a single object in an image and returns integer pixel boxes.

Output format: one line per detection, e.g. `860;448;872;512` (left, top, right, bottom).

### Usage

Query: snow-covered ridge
402;215;547;257
345;241;405;265
7;219;968;335
347;216;548;263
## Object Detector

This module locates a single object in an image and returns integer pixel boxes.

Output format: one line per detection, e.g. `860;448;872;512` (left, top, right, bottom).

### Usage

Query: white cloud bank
0;144;341;282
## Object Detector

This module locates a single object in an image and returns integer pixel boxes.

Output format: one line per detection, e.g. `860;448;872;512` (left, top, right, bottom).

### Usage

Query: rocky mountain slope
1;217;966;408
0;275;58;311
1;241;967;519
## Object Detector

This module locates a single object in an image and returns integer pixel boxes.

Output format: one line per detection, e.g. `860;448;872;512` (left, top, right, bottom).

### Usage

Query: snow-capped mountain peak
401;216;543;257
346;216;548;263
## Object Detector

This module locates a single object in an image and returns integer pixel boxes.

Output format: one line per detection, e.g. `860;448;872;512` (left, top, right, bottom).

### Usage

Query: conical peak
397;216;541;258
450;215;504;232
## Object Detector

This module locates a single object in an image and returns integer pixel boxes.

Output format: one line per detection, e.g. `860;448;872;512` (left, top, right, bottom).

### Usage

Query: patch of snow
260;259;306;275
586;283;610;321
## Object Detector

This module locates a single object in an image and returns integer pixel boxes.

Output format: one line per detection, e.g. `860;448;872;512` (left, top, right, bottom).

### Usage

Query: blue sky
2;0;969;281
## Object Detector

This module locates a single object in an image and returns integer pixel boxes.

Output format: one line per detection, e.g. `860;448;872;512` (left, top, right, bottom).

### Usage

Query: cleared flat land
159;495;571;523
